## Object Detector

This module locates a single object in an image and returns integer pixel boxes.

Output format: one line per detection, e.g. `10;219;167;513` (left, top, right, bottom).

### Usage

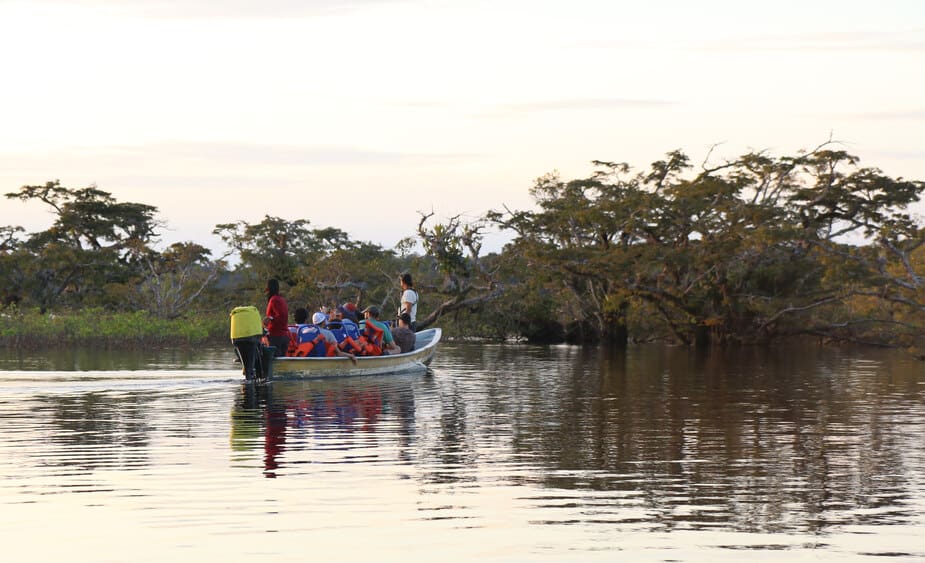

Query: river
0;341;923;562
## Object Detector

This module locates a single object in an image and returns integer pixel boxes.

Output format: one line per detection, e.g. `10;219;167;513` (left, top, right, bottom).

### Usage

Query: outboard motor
230;306;265;381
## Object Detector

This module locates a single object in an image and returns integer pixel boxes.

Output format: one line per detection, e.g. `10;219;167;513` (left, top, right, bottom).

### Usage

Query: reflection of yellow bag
230;306;262;339
229;404;263;454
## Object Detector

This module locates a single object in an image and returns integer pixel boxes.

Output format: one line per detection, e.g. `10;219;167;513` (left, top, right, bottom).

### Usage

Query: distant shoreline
0;308;228;349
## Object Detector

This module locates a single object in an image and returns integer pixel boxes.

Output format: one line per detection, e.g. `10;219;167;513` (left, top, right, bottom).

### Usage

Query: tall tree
4;181;161;312
138;242;228;319
491;145;925;346
413;212;504;330
214;215;354;288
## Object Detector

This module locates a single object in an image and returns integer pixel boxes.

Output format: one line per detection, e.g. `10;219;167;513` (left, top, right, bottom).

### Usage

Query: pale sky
1;0;923;255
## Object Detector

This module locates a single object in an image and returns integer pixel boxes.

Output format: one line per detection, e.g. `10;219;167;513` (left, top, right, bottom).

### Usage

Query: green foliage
213;215;356;288
4;181;162;313
5;144;925;351
0;307;227;347
491;144;925;346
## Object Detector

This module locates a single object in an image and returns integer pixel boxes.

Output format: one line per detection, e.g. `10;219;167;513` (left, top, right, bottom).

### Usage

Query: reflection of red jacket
265;295;289;337
264;406;287;477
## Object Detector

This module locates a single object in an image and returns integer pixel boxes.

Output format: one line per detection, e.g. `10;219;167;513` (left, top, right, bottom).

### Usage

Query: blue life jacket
327;318;360;343
295;324;328;357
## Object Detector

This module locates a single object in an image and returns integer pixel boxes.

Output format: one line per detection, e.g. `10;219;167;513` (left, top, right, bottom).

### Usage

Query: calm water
0;342;923;562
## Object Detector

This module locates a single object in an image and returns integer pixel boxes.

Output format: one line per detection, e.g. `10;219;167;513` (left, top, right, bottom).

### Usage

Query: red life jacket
287;326;298;356
356;321;384;356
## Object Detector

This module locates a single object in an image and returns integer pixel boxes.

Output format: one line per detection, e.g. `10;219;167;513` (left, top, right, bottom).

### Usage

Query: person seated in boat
327;305;363;354
288;308;355;363
340;301;360;323
392;312;416;354
357;305;400;356
311;311;358;364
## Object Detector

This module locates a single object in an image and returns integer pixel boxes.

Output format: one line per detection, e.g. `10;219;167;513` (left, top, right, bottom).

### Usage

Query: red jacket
265;295;289;337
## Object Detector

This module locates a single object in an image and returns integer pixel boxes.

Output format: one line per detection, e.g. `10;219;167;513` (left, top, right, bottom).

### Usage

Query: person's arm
336;348;358;364
264;299;276;326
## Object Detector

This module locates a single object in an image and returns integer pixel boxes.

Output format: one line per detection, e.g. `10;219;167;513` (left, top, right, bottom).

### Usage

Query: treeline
3;142;925;351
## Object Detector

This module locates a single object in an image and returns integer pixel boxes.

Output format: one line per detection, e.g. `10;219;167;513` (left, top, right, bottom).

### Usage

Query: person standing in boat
263;278;290;357
392;312;416;354
398;273;419;331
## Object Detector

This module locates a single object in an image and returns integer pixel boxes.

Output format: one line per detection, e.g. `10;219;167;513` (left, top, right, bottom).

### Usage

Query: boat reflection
230;375;424;478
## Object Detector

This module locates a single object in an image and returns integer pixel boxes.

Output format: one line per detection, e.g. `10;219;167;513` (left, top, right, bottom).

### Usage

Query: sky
0;0;923;256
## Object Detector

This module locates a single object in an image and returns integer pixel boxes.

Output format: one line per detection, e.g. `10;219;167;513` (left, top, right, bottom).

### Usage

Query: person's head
266;278;280;297
399;272;413;289
294;307;309;324
329;306;343;320
312;311;327;326
362;305;381;319
341;302;358;322
397;312;411;327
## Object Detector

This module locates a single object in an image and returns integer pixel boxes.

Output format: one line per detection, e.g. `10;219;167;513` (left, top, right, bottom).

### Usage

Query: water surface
1;342;923;561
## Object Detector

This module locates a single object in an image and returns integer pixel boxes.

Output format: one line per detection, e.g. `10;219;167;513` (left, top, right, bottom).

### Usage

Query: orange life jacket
291;325;333;357
287;326;298;356
356;321;384;356
338;335;364;355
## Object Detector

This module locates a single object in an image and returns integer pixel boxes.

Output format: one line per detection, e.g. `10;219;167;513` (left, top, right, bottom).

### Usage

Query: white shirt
401;288;418;322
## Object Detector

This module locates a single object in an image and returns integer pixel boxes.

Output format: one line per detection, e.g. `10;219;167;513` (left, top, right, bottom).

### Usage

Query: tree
491;144;925;346
0;226;26;306
413;213;504;330
214;215;355;288
138;242;229;318
4;181;161;312
301;241;400;312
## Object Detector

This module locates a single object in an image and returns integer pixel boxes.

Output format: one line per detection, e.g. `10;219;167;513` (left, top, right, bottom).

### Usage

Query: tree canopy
490;145;925;347
4;144;925;354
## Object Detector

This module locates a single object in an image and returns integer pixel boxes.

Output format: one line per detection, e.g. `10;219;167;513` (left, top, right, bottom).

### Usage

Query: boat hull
268;328;441;380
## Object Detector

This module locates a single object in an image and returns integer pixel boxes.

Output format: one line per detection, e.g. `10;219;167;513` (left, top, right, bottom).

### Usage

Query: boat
266;328;441;380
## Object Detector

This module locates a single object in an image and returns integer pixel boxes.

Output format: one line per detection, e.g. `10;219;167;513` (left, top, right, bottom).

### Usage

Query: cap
342;302;357;312
361;305;380;317
312;312;327;325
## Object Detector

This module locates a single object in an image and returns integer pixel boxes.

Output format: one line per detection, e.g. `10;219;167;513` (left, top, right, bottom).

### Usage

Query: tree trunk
601;302;628;348
693;324;711;348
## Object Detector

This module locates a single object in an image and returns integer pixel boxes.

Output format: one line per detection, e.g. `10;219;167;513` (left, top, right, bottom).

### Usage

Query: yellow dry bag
230;306;262;339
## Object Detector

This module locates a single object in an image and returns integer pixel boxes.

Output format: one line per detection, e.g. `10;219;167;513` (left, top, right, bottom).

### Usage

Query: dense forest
3;144;925;352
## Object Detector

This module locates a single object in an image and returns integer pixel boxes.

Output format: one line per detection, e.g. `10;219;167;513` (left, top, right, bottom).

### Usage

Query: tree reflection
33;391;153;471
429;342;925;534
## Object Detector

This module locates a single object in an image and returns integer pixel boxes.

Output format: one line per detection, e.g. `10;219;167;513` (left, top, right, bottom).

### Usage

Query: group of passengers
262;274;419;360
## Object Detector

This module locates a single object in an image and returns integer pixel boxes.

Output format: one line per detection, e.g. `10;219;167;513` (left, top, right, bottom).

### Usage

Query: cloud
862;148;925;161
15;0;412;19
709;30;925;53
130;141;418;166
578;29;925;54
853;110;925;121
459;98;675;119
0;141;474;172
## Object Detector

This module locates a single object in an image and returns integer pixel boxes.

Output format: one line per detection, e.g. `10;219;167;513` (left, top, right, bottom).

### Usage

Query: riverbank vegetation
3;141;925;352
0;307;228;348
